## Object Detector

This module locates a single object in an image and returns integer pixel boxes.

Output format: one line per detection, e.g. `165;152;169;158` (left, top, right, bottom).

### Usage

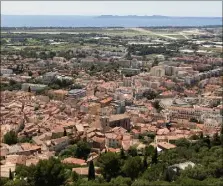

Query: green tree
152;57;159;67
72;171;79;182
152;100;162;112
142;163;166;182
97;152;121;181
3;179;30;186
33;157;66;186
191;44;199;52
143;155;148;170
4;130;18;145
128;146;138;157
49;51;56;59
126;52;132;60
174;138;190;148
142;89;158;100
59;144;77;158
28;71;33;76
63;129;67;136
203;135;211;149
131;179;151;186
88;160;95;181
120;147;126;159
110;176;132;186
76;141;91;160
144;145;154;156
122;156;142;180
200;132;204;139
151;147;158;164
28;86;31;92
9;169;13;180
212;132;221;146
220;125;223;145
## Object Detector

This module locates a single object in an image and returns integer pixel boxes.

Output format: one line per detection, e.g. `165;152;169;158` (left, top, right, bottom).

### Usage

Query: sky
1;1;222;17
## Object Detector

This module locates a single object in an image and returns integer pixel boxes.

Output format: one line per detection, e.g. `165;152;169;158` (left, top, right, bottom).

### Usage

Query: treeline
128;44;170;55
1;130;223;186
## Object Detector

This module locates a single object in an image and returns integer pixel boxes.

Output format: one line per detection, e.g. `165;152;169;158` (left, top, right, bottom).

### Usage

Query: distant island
97;15;221;19
97;15;169;18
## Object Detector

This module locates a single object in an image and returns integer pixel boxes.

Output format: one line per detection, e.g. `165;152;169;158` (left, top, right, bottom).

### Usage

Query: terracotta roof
92;136;105;144
100;97;113;104
157;142;176;150
109;114;130;122
20;143;41;151
5;155;26;165
62;157;86;166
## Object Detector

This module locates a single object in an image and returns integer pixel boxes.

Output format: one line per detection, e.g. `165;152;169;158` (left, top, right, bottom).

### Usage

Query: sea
1;15;222;27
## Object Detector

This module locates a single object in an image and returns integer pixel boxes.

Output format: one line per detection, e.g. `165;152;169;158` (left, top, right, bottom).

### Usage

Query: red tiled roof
62;157;86;165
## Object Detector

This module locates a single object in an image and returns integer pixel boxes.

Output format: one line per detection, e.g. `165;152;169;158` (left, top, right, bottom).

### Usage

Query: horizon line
2;14;222;18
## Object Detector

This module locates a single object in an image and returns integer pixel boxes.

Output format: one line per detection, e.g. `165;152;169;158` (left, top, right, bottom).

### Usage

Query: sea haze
1;15;222;27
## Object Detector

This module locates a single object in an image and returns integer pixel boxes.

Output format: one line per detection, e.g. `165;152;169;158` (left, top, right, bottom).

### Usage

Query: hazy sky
1;1;222;17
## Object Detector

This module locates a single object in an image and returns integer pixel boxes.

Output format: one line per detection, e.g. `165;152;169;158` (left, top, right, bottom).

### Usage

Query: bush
4;130;18;145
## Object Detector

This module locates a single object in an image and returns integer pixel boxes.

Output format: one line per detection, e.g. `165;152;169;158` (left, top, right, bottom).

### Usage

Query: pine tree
200;132;204;139
28;86;31;92
212;132;221;146
9;168;13;180
63;129;67;136
204;135;211;149
88;160;95;181
143;155;148;170
151;147;158;164
120;147;125;159
220;125;223;145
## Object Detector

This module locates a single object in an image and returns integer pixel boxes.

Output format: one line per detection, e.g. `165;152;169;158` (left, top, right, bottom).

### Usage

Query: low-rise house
90;136;105;150
5;155;26;165
157;142;176;151
68;89;86;99
154;135;189;144
72;167;101;177
0;147;9;159
7;144;23;155
75;124;85;135
48;89;68;100
121;135;133;151
20;143;41;156
0;163;16;178
52;127;65;139
80;102;101;115
21;83;48;92
105;133;122;148
0;68;13;76
131;129;140;139
33;132;52;145
50;136;69;152
62;157;86;166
